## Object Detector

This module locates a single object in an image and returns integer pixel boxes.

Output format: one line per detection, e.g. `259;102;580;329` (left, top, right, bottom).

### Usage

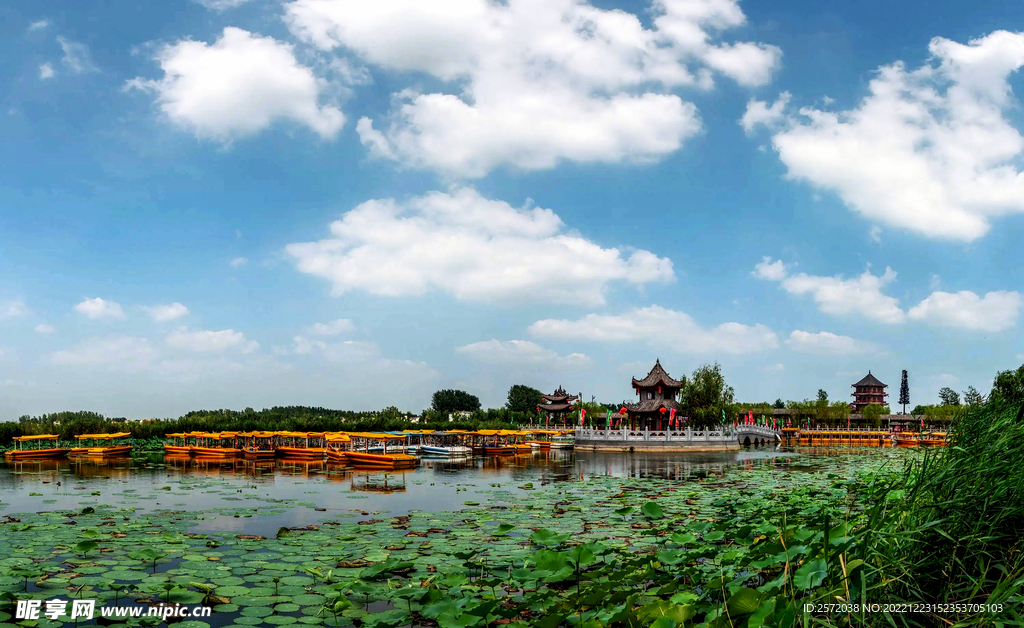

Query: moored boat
550;431;575;449
346;433;417;469
326;433;350;463
418;431;472;456
4;435;70;460
919;431;948;447
894;434;919;447
191;432;242;457
68;432;133;457
274;432;327;459
163;432;193;455
239;431;275;460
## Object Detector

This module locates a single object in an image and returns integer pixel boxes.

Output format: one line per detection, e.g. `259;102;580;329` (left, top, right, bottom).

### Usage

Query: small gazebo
538;386;578;426
624;359;683;431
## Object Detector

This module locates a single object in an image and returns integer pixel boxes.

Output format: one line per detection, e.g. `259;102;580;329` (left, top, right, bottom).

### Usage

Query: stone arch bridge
735;425;781;446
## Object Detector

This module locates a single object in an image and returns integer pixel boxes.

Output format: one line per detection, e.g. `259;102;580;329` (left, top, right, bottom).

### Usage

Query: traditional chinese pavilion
538;386;578;425
851;371;887;412
625;359;682;430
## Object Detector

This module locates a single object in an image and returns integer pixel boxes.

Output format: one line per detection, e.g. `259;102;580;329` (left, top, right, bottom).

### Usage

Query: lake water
0;446;857;535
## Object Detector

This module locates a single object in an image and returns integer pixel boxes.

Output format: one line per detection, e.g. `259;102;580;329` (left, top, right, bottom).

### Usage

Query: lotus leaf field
0;449;997;627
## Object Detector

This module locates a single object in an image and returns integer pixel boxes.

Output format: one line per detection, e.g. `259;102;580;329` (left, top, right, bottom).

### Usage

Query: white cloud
142;302;189;322
929;274;942;290
528;305;779;354
786;330;882;356
286;187;673;306
307;319;355;336
741;91;790;134
292;336;438;382
127;27;344;141
756;259;906;324
759;31;1024;241
28;20;50;32
34;323;56;334
74;298;126;320
869;225;882;243
908;290;1021;332
760;363;785;373
286;0;780;177
751;256;787;281
193;0;252;10
456;339;590;367
165;328;258;353
1;300;28;319
39;63;55;80
57;36;97;73
230;257;248;267
51;336;158;368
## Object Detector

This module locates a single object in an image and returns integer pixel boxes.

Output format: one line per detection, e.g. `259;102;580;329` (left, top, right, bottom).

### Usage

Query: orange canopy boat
68;432;133;457
4;434;70;460
345;433;417;469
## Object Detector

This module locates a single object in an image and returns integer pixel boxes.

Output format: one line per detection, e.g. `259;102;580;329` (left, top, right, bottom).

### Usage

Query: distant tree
910;405;927;416
938;387;961;406
899;370;909;414
991;365;1024;405
681;363;732;428
506;384;543;413
431;389;481;415
963;385;984;406
861;404;890;427
773;398;785;409
816;389;828;403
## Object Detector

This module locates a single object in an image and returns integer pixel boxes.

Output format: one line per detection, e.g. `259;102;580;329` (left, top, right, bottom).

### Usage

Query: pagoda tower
851;371;888;412
625;359;683;431
538;386;578;426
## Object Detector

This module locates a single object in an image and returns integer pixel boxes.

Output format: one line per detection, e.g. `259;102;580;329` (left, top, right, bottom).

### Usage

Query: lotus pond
0;447;918;627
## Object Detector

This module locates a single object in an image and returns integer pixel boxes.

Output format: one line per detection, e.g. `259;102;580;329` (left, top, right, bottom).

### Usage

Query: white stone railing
575;427;735;442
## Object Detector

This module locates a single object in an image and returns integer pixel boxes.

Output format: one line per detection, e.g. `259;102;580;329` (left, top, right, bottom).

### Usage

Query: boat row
3;433;133;460
780;428;949;447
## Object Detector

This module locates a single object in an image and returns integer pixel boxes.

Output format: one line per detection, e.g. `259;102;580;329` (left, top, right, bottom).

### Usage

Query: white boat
420;445;473;456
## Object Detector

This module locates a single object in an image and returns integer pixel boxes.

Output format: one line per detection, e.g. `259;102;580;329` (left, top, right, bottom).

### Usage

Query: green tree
431;389;481;415
681;363;733;428
505;384;543;413
991;364;1024;405
773;398;785;409
938;387;961;406
963;385;984;406
816;389;828;403
861;403;889;427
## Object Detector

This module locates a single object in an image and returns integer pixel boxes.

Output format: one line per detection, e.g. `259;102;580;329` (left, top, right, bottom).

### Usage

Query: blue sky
1;0;1023;418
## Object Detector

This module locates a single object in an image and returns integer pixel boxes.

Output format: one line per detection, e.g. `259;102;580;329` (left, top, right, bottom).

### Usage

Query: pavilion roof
542;385;578;403
852;371;886;388
632;359;682;389
624;399;681;413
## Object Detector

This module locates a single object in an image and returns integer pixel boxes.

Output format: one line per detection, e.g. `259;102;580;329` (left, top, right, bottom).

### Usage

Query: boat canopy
13;434;60;441
75;432;131;440
326;433;351;443
238;431;276;437
346;432;408;440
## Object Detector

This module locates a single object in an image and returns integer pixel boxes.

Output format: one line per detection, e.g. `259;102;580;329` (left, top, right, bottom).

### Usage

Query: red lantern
619;407;628;415
536;406;540;411
659;407;667;414
657;386;662;393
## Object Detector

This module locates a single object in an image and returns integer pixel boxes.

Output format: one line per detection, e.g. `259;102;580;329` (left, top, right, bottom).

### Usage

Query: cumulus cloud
28;20;50;32
908;290;1021;332
35;323;56;334
74;298;126;320
230;257;248;267
751;256;787;281
755;259;905;324
127;27;344;141
285;0;780;177
456;339;590;367
39;63;54;80
307;319;355;336
786;330;882;356
57;36;97;73
165;328;258;353
740;91;790;134
142;302;189;322
528;305;779;354
285;187;673;306
754;31;1024;241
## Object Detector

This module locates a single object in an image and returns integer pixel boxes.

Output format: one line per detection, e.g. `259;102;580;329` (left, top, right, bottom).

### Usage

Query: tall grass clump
853;400;1024;624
